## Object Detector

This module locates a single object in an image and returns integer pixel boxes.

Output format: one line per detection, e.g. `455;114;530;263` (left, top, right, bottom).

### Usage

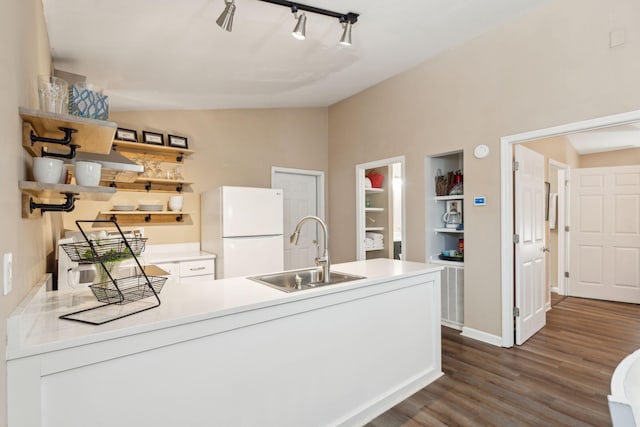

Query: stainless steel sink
248;268;365;292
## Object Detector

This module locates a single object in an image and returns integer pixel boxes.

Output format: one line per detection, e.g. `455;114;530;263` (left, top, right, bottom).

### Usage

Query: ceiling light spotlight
291;9;307;40
216;0;236;32
339;20;352;46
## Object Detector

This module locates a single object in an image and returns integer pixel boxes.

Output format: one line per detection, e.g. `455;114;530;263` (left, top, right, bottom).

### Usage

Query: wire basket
61;237;148;264
89;275;166;304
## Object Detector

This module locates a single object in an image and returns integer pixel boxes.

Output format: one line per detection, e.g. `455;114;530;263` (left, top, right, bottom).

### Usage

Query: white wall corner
461;326;503;347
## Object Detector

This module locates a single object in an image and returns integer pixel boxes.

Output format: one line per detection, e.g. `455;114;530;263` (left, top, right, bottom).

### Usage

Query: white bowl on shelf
74;161;102;186
33;157;64;184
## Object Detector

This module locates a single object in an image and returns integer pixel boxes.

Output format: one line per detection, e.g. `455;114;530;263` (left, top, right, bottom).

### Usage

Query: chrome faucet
290;216;330;283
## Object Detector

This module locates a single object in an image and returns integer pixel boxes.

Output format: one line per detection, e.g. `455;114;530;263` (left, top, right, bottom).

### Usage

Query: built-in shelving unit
427;151;464;329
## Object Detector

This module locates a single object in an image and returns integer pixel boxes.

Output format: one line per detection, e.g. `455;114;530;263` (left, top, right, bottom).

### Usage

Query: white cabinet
441;265;464;329
153;259;215;283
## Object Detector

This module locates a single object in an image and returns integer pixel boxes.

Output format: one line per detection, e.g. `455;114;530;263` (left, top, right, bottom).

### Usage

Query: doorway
355;157;405;261
271;167;325;270
500;109;640;347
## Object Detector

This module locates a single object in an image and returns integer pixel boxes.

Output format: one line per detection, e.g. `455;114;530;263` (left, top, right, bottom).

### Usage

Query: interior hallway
368;296;640;426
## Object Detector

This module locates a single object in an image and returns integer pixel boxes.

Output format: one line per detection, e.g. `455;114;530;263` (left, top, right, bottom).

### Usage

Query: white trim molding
461;327;503;347
500;109;640;348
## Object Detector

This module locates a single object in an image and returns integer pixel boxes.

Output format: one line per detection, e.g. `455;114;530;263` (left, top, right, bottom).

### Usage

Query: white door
514;145;547;345
570;166;640;302
272;169;322;270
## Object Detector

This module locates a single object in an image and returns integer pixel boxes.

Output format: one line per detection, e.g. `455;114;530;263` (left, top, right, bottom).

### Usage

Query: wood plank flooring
367;296;640;427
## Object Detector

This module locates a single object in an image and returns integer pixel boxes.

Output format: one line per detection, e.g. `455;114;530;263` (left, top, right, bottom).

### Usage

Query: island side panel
9;269;442;427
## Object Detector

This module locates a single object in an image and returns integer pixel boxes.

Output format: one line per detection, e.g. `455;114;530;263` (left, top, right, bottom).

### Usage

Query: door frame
548;159;570;296
271;166;325;220
499;109;640;347
355;156;406;261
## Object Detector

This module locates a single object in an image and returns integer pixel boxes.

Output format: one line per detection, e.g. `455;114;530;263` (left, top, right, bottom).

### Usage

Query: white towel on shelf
548;192;558;229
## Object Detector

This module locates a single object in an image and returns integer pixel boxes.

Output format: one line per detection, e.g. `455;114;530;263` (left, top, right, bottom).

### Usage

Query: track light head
216;0;236;32
339;20;352;46
291;10;306;40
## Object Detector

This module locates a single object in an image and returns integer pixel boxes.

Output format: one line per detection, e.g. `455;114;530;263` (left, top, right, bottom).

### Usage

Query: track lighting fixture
339;20;352;46
216;0;236;32
291;7;306;40
215;0;358;45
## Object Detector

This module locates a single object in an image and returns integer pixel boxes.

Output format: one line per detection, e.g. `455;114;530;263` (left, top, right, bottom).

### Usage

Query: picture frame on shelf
115;128;138;143
167;134;188;149
142;131;164;146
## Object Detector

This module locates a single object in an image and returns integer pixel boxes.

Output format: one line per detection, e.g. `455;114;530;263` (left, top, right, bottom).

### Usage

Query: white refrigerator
201;186;284;279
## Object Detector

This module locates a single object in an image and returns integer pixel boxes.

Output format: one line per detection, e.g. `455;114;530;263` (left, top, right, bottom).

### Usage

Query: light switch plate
3;252;13;295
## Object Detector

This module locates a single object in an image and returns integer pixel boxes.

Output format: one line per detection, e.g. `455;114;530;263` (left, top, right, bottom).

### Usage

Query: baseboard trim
336;368;443;427
441;319;463;331
551;286;559;293
461;326;503;347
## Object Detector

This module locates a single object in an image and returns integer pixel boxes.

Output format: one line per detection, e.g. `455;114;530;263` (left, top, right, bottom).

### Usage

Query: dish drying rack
59;219;166;325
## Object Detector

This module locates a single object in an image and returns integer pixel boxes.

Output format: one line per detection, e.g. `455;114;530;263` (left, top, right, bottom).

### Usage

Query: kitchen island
7;259;443;427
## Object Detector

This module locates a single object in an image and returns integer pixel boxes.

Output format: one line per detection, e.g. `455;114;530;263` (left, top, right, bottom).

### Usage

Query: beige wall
580;147;640;168
64;109;329;244
328;0;640;337
0;1;53;425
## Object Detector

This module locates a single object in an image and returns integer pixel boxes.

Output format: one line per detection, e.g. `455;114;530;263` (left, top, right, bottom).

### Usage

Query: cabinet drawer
179;259;215;278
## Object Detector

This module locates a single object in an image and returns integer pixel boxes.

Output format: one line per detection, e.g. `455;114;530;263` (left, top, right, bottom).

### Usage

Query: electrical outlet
3;252;13;295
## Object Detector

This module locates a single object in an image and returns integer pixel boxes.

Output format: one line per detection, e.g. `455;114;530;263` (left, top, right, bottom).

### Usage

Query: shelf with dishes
112;140;194;164
18;108;120;215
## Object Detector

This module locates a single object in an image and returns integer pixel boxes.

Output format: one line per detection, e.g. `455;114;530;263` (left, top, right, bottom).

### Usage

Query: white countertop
7;259;442;360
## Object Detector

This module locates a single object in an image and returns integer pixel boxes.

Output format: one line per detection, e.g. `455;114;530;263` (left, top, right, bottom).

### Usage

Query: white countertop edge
7;260;443;360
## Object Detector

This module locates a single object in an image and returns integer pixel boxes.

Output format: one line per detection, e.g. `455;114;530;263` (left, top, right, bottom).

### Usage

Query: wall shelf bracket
145;182;152;191
176;214;183;222
30;126;77;145
176;153;184;162
42;144;79;159
30;192;77;214
176;184;183;193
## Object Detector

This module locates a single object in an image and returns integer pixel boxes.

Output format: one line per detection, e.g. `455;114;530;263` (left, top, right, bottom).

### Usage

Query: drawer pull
190;266;207;271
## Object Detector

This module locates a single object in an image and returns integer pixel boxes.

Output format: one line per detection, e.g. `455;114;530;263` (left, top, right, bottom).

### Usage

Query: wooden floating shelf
99;211;190;225
112;140;194;163
19;107;116;156
101;178;193;193
19;181;115;202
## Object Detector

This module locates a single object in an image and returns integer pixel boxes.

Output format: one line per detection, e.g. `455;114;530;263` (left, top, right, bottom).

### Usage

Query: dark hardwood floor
367;296;640;427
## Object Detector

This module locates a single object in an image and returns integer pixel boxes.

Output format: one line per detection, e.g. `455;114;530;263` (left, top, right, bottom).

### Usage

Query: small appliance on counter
442;200;463;229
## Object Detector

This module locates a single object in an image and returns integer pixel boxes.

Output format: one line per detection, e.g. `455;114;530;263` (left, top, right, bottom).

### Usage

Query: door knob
542;247;551;253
